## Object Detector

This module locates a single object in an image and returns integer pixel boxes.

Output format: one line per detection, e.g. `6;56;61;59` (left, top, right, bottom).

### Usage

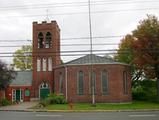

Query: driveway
0;101;38;111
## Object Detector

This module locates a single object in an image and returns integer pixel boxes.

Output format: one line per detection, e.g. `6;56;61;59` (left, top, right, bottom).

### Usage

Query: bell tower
31;21;61;100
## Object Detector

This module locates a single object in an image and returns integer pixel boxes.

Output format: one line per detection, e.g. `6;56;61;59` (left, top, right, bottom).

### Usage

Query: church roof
10;71;32;86
65;54;123;65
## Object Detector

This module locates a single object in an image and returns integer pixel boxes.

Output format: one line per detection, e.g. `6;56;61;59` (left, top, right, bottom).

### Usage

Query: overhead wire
0;7;159;18
0;0;159;11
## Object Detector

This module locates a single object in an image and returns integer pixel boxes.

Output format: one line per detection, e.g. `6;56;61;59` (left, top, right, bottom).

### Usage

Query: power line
0;7;159;18
0;44;119;47
0;48;159;55
0;0;159;11
0;35;124;42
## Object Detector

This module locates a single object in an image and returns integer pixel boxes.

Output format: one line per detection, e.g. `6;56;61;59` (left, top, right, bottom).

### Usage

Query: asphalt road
0;111;159;120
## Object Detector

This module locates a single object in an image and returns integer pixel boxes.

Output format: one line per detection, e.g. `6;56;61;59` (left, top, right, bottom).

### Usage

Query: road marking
129;114;156;117
36;114;63;117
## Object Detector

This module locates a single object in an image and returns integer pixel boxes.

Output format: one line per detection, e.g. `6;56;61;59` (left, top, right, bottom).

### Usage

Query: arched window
38;32;44;48
59;73;63;94
48;57;52;71
40;82;49;88
37;58;41;71
123;71;128;94
42;58;47;71
101;70;108;95
77;71;84;95
45;32;52;48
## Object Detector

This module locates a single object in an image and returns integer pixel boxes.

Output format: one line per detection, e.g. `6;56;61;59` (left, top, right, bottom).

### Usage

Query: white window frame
48;57;52;71
42;58;47;71
37;58;41;71
12;89;16;102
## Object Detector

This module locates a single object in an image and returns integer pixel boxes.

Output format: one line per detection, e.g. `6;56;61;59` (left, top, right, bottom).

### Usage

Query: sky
0;0;159;64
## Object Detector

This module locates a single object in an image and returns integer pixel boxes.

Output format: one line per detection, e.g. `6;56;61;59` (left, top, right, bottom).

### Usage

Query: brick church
5;21;132;103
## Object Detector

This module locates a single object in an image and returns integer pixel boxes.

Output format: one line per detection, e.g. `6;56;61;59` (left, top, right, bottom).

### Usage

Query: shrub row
39;94;67;107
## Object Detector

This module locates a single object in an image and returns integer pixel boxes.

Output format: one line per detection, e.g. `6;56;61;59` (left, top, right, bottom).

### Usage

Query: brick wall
54;64;132;103
5;86;32;102
32;21;61;98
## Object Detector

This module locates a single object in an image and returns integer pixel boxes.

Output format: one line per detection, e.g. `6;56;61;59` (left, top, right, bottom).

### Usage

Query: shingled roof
10;71;32;86
65;54;120;65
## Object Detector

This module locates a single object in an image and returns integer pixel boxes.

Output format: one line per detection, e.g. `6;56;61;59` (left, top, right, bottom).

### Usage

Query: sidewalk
0;101;38;111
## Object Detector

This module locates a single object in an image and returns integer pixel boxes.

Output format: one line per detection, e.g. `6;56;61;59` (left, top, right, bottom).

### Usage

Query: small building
5;71;32;102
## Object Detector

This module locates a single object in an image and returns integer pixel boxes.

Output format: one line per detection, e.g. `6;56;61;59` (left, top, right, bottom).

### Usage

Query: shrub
39;94;67;107
132;79;157;101
48;94;67;104
0;98;11;106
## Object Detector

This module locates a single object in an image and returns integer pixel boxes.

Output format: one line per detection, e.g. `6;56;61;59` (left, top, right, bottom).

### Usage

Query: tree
0;60;16;90
13;45;32;70
132;15;159;102
116;15;159;102
116;34;134;64
115;34;143;87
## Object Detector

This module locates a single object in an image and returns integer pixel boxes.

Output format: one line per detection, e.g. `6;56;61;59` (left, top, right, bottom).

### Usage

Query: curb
0;109;159;112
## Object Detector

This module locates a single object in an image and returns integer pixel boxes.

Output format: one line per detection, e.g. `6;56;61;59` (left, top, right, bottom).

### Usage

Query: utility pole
88;0;95;105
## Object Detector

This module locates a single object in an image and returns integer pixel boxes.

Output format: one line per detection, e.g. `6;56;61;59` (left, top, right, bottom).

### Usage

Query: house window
123;71;128;95
77;71;84;95
45;32;52;48
25;89;30;96
37;58;41;71
38;32;44;48
101;70;108;95
48;57;52;71
90;72;96;94
59;73;63;94
12;89;16;102
40;82;49;88
42;58;47;71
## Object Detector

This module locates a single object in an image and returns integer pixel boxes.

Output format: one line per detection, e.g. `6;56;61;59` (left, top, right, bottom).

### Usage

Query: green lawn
45;101;159;110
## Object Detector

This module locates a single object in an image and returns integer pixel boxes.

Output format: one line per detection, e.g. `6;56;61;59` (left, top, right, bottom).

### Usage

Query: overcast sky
0;0;159;64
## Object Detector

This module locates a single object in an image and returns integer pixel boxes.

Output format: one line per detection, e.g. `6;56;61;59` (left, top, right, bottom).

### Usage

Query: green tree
116;15;159;102
0;60;16;90
13;45;32;70
116;34;134;64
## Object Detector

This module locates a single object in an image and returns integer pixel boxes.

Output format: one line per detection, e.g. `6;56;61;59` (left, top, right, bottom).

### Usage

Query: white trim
20;89;24;102
37;58;41;71
65;66;68;101
12;89;16;102
48;57;52;71
42;58;47;71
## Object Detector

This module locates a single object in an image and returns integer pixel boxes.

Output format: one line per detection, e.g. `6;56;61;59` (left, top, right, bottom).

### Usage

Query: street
0;111;159;120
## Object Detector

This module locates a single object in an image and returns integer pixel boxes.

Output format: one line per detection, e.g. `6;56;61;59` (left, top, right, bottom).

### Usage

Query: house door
12;89;22;102
39;82;50;100
40;88;50;99
16;90;21;101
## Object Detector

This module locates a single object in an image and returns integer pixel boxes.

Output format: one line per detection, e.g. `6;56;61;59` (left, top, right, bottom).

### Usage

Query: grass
45;101;159;110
